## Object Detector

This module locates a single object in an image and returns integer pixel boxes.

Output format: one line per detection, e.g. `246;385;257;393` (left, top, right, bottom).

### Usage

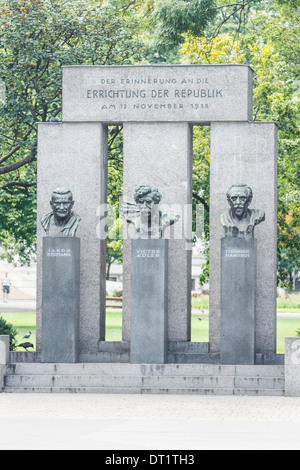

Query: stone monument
41;188;81;363
122;184;179;363
220;184;265;364
36;64;278;365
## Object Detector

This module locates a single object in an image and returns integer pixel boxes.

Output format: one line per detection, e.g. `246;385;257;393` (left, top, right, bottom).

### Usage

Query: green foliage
247;4;300;288
0;0;298;290
277;294;300;311
0;315;18;350
0;185;37;264
0;0;141;263
153;0;217;49
106;126;124;272
180;2;300;286
192;126;210;285
141;0;269;56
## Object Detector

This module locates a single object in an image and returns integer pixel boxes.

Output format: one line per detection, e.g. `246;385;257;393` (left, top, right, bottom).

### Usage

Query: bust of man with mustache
221;184;265;238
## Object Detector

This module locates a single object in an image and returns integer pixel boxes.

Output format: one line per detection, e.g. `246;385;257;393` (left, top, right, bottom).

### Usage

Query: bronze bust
41;188;81;237
221;184;265;238
122;184;180;239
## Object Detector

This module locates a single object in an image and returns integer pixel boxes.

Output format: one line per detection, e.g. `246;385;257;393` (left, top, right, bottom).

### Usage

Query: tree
0;315;18;350
0;0;141;262
179;7;300;286
249;1;300;288
140;0;274;56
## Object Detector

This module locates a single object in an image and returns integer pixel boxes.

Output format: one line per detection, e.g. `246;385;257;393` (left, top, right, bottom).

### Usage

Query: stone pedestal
41;237;80;363
210;122;277;355
285;337;300;397
37;123;107;355
123;122;192;343
0;336;9;391
220;237;256;365
0;336;9;365
130;239;168;364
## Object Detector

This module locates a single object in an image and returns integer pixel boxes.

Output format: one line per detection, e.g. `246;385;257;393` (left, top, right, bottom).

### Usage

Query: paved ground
1;260;300;451
1;393;300;450
0;299;36;313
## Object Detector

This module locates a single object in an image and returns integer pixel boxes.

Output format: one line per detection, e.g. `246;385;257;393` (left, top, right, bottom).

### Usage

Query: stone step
168;342;209;353
4;363;285;396
3;386;285;396
168;353;220;364
6;363;285;378
9;349;285;365
4;373;285;390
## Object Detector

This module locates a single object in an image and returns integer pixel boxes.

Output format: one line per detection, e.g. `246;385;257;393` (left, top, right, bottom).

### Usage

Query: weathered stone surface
220;237;256;365
209;122;278;355
62;65;253;123
130;239;168;364
122;122;192;342
37;123;107;354
0;336;9;364
285;337;300;397
41;237;80;363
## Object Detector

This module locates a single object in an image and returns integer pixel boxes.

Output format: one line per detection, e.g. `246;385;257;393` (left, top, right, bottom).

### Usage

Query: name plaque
47;248;72;258
41;237;80;363
136;249;160;259
225;248;251;258
63;65;253;123
220;237;256;365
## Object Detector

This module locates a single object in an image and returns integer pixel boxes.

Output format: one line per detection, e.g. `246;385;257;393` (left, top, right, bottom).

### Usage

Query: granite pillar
0;335;9;389
285;337;300;397
122;122;193;343
220;237;256;365
37;123;108;354
0;336;9;365
210;122;278;354
130;239;168;364
41;237;80;363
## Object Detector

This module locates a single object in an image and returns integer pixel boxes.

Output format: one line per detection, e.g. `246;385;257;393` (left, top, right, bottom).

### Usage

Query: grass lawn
0;312;36;351
277;293;300;312
191;294;300;313
1;304;300;354
277;318;300;354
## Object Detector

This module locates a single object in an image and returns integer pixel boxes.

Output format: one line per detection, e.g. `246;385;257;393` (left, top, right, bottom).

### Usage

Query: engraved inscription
63;65;252;122
47;248;72;257
86;75;222;112
225;249;250;258
136;249;160;259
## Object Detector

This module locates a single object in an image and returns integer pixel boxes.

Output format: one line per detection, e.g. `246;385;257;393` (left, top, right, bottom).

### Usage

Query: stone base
130;239;168;364
285;337;300;396
220;237;256;365
41;237;80;363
